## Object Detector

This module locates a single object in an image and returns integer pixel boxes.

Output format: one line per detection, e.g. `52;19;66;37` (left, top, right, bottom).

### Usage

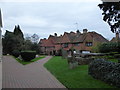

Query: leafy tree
23;34;40;54
31;43;40;54
2;25;41;55
31;33;39;43
99;42;120;53
13;25;24;51
2;30;15;54
22;40;33;51
98;2;120;33
14;25;24;38
2;25;24;54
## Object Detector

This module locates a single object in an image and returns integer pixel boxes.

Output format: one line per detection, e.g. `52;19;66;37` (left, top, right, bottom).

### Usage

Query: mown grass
108;59;118;63
14;55;45;65
92;55;118;63
44;56;116;88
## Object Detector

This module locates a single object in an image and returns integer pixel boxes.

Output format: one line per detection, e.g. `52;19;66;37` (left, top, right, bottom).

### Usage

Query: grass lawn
93;56;118;63
14;55;45;65
108;59;118;63
44;56;116;88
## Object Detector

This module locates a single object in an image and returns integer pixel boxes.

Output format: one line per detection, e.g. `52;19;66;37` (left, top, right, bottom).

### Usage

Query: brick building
39;29;108;55
111;32;120;42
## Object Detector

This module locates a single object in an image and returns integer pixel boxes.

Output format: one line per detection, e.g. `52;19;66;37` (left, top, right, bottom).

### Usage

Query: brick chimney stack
54;33;57;37
116;32;120;42
83;29;88;34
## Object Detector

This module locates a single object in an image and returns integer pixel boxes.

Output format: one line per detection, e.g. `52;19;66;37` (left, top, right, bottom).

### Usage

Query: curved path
2;56;66;88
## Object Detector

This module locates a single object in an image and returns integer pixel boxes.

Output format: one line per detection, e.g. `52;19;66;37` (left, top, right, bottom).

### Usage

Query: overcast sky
0;0;115;40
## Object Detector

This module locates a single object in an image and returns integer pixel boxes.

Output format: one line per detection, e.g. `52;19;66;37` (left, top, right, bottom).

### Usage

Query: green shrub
114;54;120;58
88;59;120;88
99;42;120;53
91;43;102;53
12;50;20;57
104;64;120;87
109;52;119;56
21;51;36;61
106;55;114;59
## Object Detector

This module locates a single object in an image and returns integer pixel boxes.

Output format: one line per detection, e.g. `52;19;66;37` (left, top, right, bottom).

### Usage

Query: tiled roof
89;32;108;42
111;37;116;42
39;39;54;47
55;36;62;44
73;33;86;43
39;30;108;48
73;32;108;43
60;32;77;43
111;37;120;42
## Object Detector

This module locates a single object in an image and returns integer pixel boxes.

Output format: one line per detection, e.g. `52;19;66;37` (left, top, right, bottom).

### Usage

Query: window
86;42;92;47
64;43;68;48
74;43;80;46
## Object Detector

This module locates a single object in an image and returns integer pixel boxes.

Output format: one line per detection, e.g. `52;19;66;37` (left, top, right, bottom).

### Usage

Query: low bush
99;42;120;53
88;59;120;88
21;51;36;61
114;54;120;58
12;50;20;57
109;52;119;56
104;64;120;87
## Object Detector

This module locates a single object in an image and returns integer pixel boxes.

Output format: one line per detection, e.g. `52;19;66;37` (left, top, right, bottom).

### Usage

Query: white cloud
1;2;115;40
5;16;48;28
1;0;101;3
102;0;120;2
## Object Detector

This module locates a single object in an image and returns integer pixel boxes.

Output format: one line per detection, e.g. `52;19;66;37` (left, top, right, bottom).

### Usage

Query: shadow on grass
13;56;45;65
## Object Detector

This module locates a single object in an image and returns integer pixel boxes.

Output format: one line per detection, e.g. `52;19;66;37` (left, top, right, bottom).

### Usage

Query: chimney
76;30;80;33
116;32;119;42
54;33;57;37
83;29;88;33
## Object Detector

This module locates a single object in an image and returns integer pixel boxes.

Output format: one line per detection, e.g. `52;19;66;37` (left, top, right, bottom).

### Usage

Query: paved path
2;56;66;88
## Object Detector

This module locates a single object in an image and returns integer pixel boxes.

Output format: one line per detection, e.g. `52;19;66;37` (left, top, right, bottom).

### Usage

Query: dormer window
86;42;92;47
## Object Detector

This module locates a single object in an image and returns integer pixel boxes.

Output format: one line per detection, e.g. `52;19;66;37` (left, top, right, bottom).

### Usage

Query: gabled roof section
73;31;108;43
90;32;108;42
73;33;86;43
111;37;120;42
111;37;116;42
39;39;54;47
61;31;76;43
39;30;108;47
55;36;62;44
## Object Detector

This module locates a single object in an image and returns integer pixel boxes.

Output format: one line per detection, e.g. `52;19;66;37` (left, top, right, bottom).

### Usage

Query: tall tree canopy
2;25;40;55
98;2;120;33
2;25;24;54
14;25;24;38
2;30;15;54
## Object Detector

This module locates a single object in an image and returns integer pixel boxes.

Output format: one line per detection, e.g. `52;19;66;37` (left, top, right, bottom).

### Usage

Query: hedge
99;42;120;53
12;50;20;57
88;59;120;88
21;51;36;61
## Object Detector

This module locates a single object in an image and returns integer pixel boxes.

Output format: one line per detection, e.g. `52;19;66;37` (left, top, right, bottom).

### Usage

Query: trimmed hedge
88;59;120;88
12;50;20;57
99;42;120;53
114;54;120;58
21;51;36;61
